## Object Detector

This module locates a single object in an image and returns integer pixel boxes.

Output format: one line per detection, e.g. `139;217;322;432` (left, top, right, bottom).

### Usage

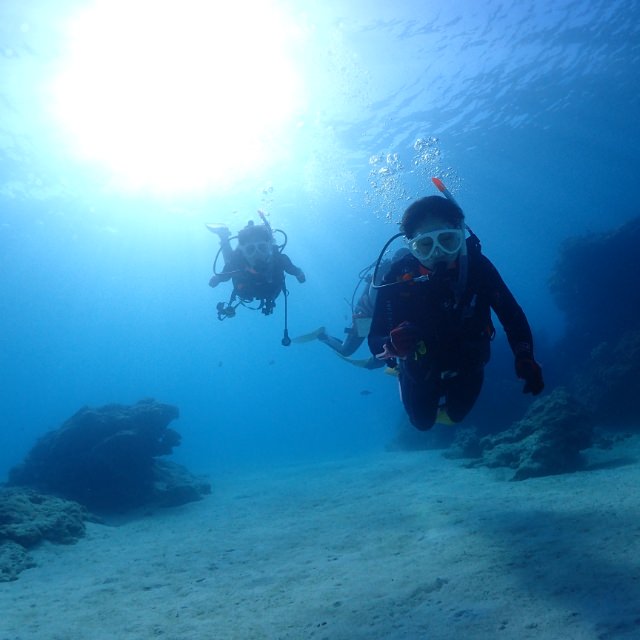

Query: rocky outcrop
9;399;210;512
572;329;640;427
549;216;640;366
443;216;640;474
0;487;90;582
549;216;640;428
447;388;593;480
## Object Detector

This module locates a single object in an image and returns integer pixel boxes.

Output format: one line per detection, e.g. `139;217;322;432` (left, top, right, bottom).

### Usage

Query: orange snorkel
431;177;459;206
432;176;475;237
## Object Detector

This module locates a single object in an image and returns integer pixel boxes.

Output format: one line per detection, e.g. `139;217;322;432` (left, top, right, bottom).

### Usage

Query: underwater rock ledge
8;398;211;512
0;487;90;582
2;399;210;580
446;388;593;480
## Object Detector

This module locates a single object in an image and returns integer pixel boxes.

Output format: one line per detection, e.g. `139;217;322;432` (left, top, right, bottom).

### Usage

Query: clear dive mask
407;228;464;264
240;240;273;261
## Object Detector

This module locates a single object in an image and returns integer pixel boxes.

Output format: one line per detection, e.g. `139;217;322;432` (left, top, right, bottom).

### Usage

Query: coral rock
9;399;210;511
466;388;593;480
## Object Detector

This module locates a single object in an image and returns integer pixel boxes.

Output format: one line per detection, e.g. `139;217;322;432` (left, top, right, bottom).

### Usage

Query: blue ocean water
1;0;639;478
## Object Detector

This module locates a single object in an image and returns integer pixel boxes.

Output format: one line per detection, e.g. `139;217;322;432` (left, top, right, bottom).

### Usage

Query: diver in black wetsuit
368;195;544;430
208;217;305;318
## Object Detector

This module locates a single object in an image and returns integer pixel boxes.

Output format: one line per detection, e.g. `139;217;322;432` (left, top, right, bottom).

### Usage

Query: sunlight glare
51;0;302;194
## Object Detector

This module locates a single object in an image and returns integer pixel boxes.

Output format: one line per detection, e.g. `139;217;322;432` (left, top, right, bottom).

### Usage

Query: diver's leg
364;356;387;370
338;332;365;357
206;224;234;262
318;329;365;357
398;368;440;431
317;331;344;353
444;367;484;423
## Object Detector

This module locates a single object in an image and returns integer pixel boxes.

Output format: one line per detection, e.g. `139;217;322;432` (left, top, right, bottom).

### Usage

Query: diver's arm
482;254;544;394
482;255;535;358
280;254;306;282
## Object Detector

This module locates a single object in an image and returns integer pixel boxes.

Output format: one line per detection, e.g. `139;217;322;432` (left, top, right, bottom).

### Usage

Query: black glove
390;321;420;358
515;356;544;395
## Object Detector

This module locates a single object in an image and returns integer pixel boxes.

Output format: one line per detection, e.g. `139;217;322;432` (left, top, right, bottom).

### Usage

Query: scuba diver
311;249;410;370
368;179;544;430
207;211;305;345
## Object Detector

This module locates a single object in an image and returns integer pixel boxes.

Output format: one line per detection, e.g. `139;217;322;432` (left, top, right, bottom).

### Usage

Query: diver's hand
376;343;398;361
296;270;306;283
515;356;544;395
389;321;419;358
209;275;221;288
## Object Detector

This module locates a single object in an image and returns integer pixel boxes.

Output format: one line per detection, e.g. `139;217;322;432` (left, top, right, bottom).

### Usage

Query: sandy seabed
1;437;640;640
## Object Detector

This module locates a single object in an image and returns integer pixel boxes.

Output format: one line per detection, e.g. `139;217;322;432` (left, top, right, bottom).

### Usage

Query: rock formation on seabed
447;388;593;480
8;398;210;512
0;487;90;582
3;399;211;580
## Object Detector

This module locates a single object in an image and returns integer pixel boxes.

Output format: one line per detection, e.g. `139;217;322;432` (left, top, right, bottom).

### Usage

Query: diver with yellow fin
207;211;305;346
368;178;544;429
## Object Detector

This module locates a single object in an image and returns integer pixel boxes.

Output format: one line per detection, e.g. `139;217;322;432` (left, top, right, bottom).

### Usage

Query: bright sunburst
51;0;302;195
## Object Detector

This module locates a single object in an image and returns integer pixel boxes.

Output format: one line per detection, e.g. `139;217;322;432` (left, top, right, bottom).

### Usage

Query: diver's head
400;196;465;270
237;221;274;268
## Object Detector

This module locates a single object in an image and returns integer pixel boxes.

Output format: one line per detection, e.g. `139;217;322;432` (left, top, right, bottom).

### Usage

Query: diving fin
291;327;327;344
435;407;455;426
336;354;378;368
205;223;230;238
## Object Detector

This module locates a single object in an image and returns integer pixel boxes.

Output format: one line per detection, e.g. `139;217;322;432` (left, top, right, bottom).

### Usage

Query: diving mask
407;228;464;264
240;240;272;259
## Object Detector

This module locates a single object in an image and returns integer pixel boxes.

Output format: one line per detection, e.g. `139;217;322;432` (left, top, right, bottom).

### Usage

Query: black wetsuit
368;238;535;429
